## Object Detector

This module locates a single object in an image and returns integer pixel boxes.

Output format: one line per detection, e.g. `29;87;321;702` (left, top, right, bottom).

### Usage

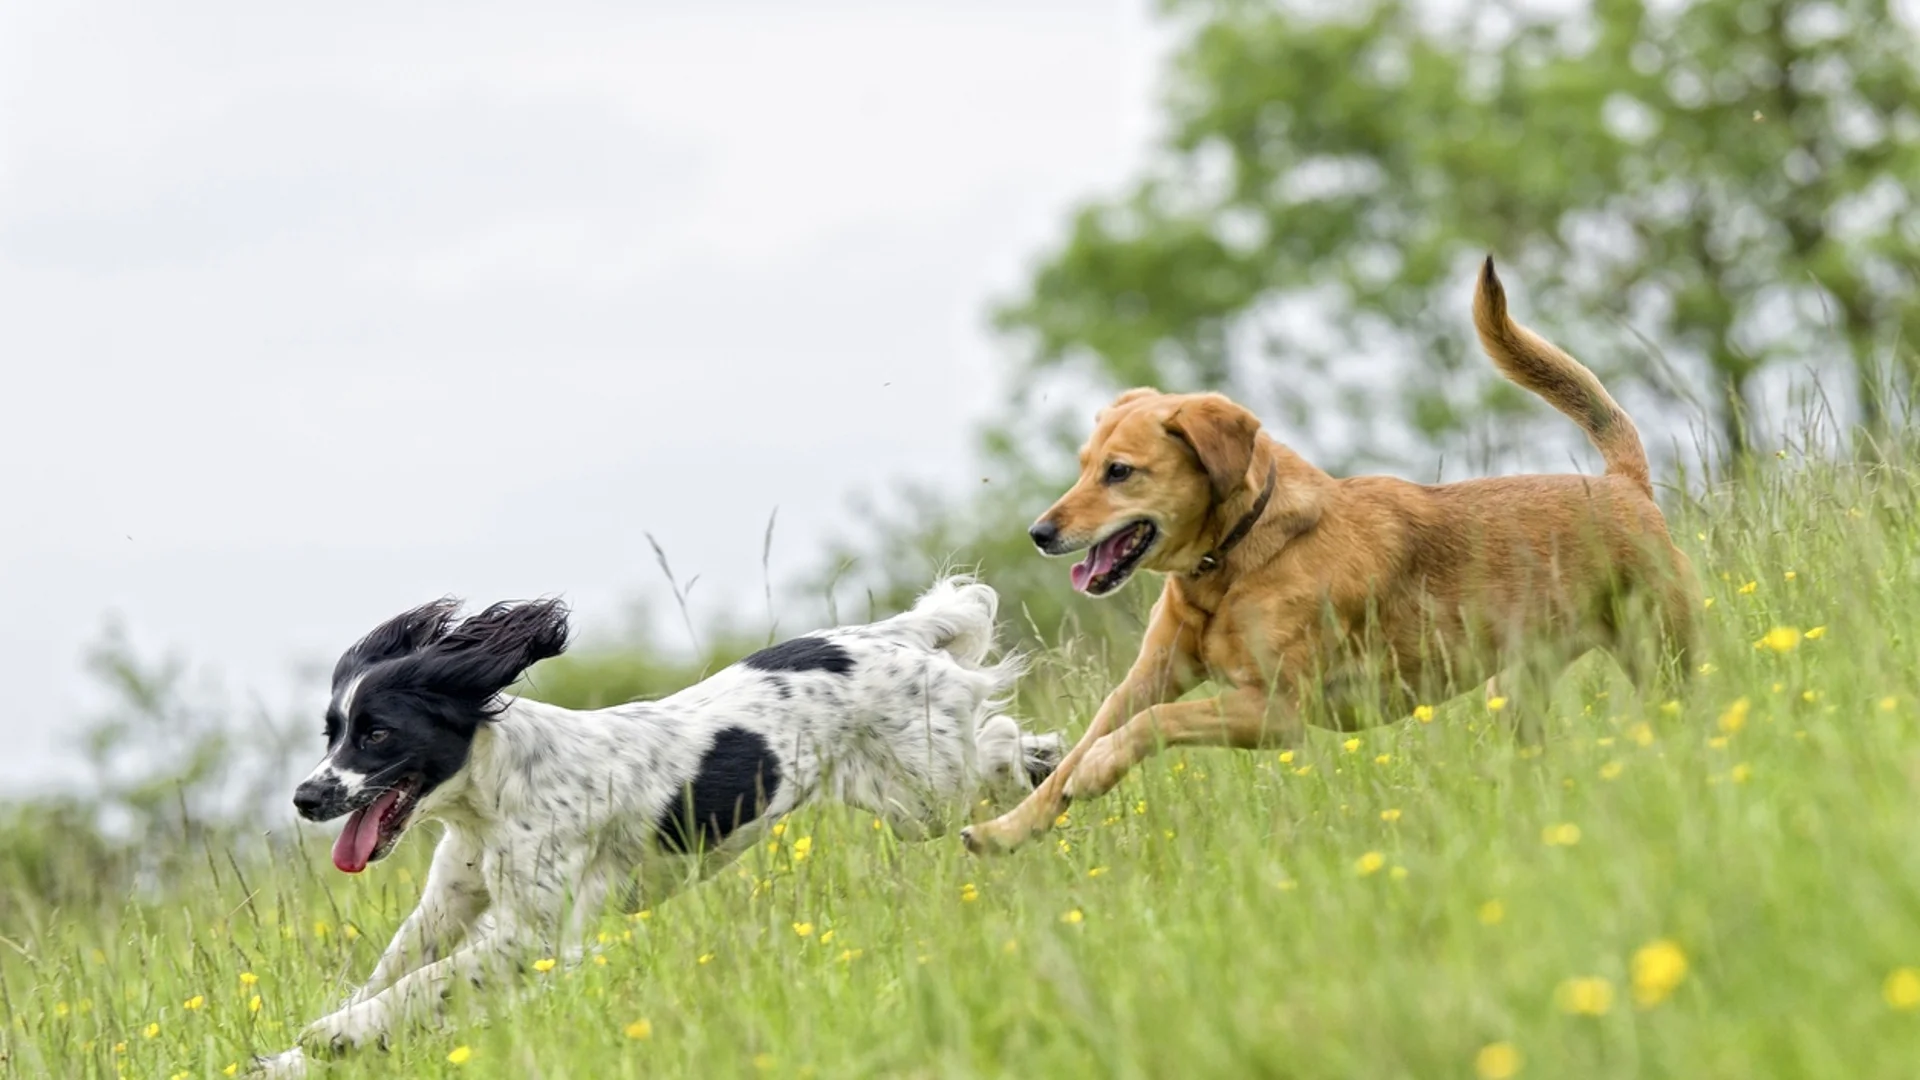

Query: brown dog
961;258;1696;855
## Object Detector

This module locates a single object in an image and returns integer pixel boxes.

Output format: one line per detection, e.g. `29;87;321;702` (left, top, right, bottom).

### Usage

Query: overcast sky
0;1;1168;792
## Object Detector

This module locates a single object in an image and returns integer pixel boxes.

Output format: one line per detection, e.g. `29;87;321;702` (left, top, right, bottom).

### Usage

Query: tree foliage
1001;0;1920;463
818;0;1920;644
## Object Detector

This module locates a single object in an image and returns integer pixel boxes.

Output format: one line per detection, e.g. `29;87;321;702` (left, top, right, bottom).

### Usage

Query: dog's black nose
1028;520;1060;551
292;783;330;820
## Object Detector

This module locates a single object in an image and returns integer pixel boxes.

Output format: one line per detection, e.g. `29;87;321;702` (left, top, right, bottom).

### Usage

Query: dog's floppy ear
332;597;463;688
1165;394;1260;500
408;599;572;713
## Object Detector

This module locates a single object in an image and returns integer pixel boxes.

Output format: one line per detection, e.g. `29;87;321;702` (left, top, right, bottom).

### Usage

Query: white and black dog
257;576;1061;1075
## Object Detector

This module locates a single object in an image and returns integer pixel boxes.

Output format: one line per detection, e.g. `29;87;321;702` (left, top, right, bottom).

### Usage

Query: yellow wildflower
698;953;714;965
1475;1041;1523;1079
1354;851;1386;876
1413;704;1435;723
143;1022;159;1039
791;836;813;862
1718;697;1750;733
960;883;979;903
594;954;609;966
1731;763;1752;783
1293;765;1313;776
1884;968;1920;1010
1708;735;1729;749
1802;690;1820;704
753;1054;777;1072
1599;760;1624;780
1486;696;1509;712
1631;939;1688;1007
532;958;557;973
224;1066;239;1077
239;972;259;987
1133;800;1148;815
1061;909;1085;925
1757;627;1801;653
1783;570;1797;581
1738;580;1757;595
1555;976;1616;1016
1054;812;1071;827
1804;625;1826;639
249;995;262;1014
1374;754;1392;765
820;930;835;945
771;822;786;837
1698;662;1716;675
792;922;814;938
1389;866;1408;881
1278;750;1294;763
183;994;204;1011
447;1045;472;1065
1703;596;1715;608
312;920;330;938
1542;823;1581;846
1628;722;1655;746
1343;738;1361;753
625;1019;654;1040
1089;867;1108;878
1882;697;1900;711
1381;809;1402;823
1479;900;1506;926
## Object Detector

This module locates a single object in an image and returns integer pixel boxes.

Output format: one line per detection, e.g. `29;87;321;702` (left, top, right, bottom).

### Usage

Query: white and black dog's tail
876;573;1025;695
886;573;1001;667
859;574;1062;802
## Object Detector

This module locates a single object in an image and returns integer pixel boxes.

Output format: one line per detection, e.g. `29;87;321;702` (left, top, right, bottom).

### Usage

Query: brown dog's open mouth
1071;520;1156;595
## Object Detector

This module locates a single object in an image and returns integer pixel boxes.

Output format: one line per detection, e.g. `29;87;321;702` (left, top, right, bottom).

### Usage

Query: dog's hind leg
974;715;1066;803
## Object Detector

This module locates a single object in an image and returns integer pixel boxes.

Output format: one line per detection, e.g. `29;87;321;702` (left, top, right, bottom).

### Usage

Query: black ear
332;597;463;688
409;599;571;712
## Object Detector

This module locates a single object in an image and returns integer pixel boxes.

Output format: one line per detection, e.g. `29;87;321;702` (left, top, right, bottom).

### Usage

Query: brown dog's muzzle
1028;518;1069;555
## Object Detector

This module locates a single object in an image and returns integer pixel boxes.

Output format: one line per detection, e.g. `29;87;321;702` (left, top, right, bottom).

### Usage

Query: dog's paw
961;806;1056;856
250;1048;309;1079
1022;731;1067;787
297;1000;390;1058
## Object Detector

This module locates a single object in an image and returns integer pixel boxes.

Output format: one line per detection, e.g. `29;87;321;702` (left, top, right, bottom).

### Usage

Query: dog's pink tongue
332;788;399;874
1070;535;1124;593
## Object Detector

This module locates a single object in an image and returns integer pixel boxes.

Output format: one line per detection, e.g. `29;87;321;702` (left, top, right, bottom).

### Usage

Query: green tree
1002;0;1920;464
816;0;1920;643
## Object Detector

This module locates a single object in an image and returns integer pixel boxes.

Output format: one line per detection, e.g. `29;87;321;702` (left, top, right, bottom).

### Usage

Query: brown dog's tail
1472;256;1651;497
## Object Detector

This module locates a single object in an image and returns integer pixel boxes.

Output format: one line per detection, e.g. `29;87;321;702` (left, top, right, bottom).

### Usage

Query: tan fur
962;258;1697;855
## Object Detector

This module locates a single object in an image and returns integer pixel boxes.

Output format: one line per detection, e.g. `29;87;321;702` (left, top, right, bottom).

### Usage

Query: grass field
5;444;1920;1079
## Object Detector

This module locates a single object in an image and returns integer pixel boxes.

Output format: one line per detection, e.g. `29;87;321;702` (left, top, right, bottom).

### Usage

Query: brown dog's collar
1193;464;1277;576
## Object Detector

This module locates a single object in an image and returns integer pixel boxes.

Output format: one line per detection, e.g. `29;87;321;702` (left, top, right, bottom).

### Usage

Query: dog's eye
364;729;390;746
1104;462;1134;484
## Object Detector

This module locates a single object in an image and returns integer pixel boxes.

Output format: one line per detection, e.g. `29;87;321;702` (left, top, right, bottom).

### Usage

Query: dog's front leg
962;591;1201;855
350;826;489;1005
1066;685;1291;800
293;916;528;1059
